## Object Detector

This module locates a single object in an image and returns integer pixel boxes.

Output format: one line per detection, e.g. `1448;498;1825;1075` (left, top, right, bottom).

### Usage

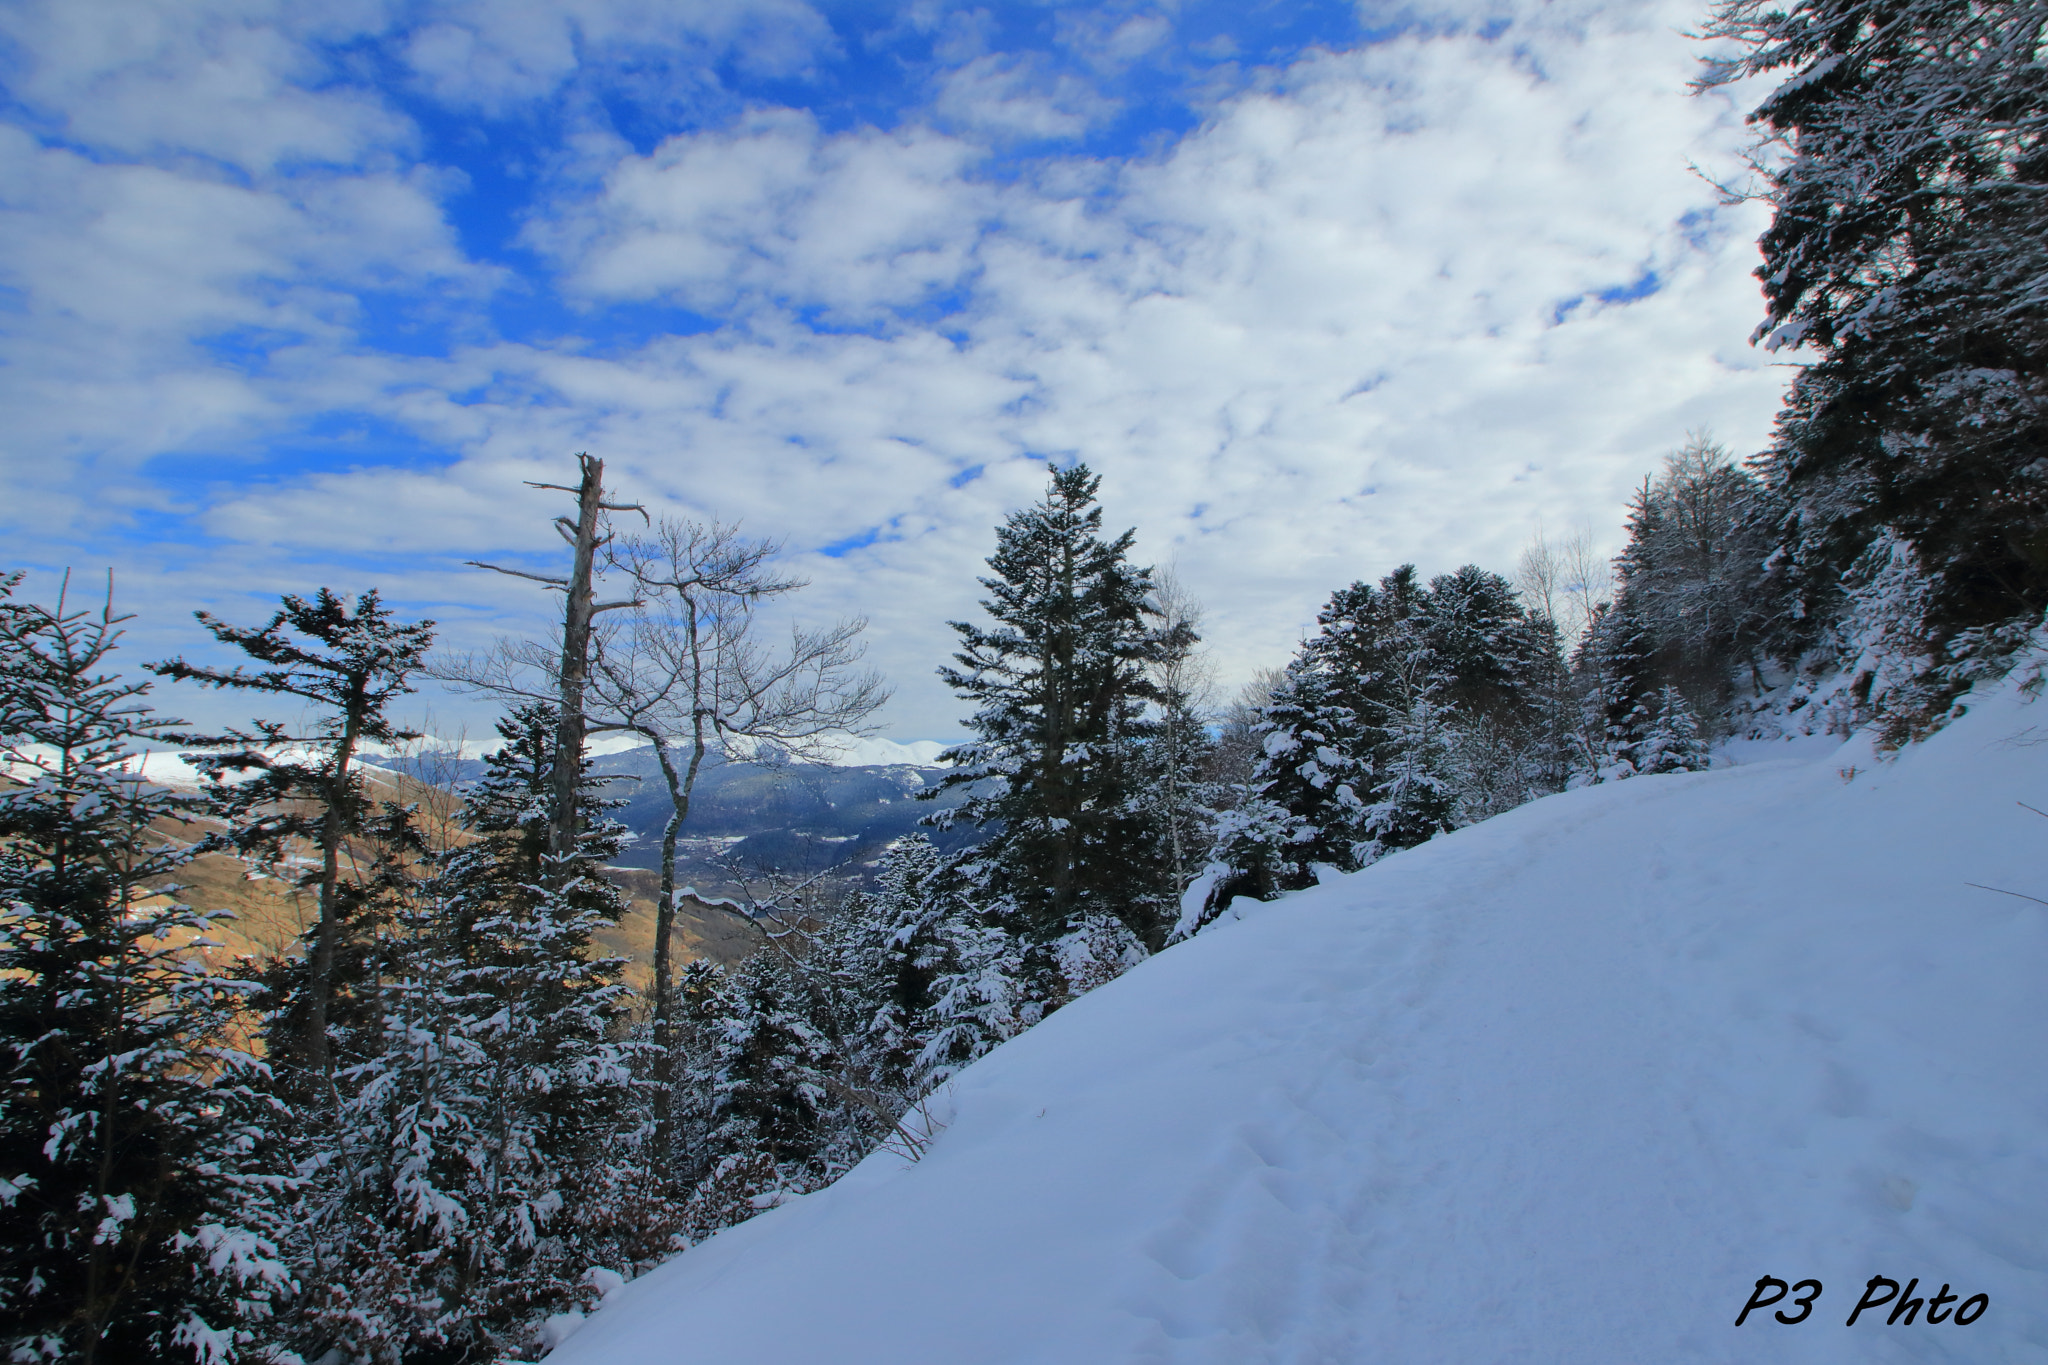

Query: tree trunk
306;684;364;1088
648;719;710;1159
552;455;607;864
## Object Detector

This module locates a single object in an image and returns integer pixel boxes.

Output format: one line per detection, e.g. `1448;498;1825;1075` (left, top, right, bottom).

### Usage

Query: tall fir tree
149;589;435;1097
1222;569;1429;894
1575;598;1661;778
1697;0;2048;694
0;577;290;1364
277;702;642;1364
931;464;1180;972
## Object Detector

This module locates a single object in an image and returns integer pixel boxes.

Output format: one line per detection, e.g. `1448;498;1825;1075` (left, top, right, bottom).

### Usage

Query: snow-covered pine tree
1420;564;1566;817
1626;437;1777;705
1212;562;1568;914
1636;686;1712;775
1223;570;1425;892
828;834;952;1097
149;589;435;1097
434;705;642;1332
1563;440;1792;759
859;839;1031;1088
1697;0;2048;697
931;463;1179;981
668;947;866;1237
1136;569;1216;899
0;576;290;1364
1575;598;1660;779
1356;686;1461;861
284;702;643;1364
289;794;484;1361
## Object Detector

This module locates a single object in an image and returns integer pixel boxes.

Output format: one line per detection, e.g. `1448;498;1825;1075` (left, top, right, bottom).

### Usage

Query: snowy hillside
547;671;2048;1364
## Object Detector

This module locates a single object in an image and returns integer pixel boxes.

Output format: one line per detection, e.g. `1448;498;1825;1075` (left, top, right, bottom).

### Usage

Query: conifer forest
2;0;2044;1359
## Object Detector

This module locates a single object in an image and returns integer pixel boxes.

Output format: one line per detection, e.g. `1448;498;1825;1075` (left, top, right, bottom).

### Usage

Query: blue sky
0;0;1787;739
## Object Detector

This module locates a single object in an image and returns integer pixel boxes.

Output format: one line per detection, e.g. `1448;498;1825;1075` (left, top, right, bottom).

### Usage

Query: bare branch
1965;882;2048;909
465;560;570;587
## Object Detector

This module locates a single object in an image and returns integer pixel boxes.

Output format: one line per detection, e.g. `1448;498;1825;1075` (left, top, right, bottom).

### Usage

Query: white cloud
536;111;992;319
399;0;836;112
932;53;1118;141
0;125;486;524
0;1;408;173
0;0;1797;742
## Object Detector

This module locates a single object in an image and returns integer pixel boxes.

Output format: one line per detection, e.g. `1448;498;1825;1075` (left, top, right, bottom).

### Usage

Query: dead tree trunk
551;455;606;861
469;452;644;864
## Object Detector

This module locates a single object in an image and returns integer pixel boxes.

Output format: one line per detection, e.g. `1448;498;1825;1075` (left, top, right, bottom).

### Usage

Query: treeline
5;0;2044;1356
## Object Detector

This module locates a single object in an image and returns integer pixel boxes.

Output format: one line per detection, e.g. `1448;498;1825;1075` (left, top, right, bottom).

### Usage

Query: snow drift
548;672;2048;1363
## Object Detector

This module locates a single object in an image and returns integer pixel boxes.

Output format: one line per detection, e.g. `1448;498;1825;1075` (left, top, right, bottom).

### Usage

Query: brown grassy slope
125;766;758;980
599;868;760;982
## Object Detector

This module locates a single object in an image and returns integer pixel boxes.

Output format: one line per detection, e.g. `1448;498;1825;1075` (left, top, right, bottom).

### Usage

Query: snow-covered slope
550;673;2048;1364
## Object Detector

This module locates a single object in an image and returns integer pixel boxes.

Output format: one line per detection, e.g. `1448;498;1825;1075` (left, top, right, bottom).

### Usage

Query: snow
806;734;951;768
579;731;950;767
85;732;949;786
549;672;2048;1363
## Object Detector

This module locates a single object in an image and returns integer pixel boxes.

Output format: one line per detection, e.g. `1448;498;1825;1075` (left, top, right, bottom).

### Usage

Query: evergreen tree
829;835;954;1096
1420;564;1565;817
1697;0;2048;682
1575;598;1661;778
282;703;642;1364
0;577;290;1364
1419;564;1554;731
1213;562;1566;912
1628;438;1777;701
931;464;1180;966
1636;687;1712;775
150;589;434;1095
1357;688;1461;858
911;907;1026;1088
1229;569;1431;890
667;946;878;1238
697;954;843;1183
1136;571;1218;897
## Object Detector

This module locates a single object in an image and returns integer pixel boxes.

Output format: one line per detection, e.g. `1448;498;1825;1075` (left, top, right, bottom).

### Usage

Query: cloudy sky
0;0;1788;743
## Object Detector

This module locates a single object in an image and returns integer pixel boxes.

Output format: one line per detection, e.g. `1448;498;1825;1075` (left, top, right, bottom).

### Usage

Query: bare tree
465;453;646;860
1208;666;1288;797
442;513;888;1155
1516;523;1611;651
596;519;888;1150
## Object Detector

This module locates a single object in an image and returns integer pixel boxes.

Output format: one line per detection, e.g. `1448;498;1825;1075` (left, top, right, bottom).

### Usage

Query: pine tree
1420;564;1565;818
828;835;951;1096
1420;564;1554;731
1576;599;1661;778
1697;0;2048;672
1216;562;1566;907
0;576;290;1364
1358;688;1460;858
149;589;434;1095
931;464;1179;968
1637;687;1712;774
282;703;642;1364
667;945;880;1237
1229;570;1429;889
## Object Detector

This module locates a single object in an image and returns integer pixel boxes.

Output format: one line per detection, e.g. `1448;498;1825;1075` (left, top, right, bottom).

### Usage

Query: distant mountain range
374;742;975;894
